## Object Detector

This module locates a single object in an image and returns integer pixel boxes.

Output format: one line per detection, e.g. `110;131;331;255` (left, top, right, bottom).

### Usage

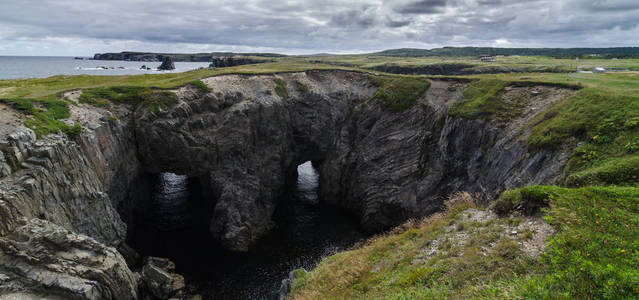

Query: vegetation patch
290;185;639;300
369;75;430;112
275;78;289;99
289;193;539;300
566;154;639;186
0;95;81;137
490;186;552;217
514;186;639;299
527;88;639;150
296;80;309;93
449;79;508;118
188;80;212;93
79;86;178;112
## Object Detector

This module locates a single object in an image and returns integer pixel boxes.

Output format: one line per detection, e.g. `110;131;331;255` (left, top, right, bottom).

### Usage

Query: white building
480;56;495;62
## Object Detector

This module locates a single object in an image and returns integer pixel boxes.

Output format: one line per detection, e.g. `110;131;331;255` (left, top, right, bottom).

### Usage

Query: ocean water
130;162;367;299
0;56;211;80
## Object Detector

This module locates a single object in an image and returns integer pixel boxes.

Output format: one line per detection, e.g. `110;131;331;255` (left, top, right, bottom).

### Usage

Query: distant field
301;55;639;73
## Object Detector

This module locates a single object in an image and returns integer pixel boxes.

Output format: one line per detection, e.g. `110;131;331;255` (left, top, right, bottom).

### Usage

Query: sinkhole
127;161;367;299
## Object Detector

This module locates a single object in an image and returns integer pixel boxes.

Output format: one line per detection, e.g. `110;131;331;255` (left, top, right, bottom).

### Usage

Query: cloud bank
0;0;638;55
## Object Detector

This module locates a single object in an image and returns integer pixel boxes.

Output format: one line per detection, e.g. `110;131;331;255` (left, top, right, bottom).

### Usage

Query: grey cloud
395;0;448;14
386;18;412;28
0;0;637;56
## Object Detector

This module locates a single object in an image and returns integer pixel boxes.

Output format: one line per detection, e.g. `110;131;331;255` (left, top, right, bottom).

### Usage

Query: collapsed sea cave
0;70;577;300
128;162;367;299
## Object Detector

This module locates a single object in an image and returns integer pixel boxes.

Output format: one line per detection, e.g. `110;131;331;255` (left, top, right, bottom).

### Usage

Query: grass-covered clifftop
283;58;639;300
290;186;639;299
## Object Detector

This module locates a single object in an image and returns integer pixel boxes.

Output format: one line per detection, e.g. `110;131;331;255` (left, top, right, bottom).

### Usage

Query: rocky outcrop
137;257;185;299
0;94;144;299
93;51;285;62
157;57;175;71
209;56;273;68
0;219;137;300
134;70;574;251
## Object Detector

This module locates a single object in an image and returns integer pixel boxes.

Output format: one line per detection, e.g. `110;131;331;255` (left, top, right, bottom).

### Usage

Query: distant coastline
93;51;286;62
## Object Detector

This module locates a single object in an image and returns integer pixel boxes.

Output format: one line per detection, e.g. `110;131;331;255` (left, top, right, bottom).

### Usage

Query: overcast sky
0;0;638;56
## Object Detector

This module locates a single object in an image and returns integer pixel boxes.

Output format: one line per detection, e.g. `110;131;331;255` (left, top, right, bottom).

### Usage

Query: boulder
138;257;185;299
157;57;175;71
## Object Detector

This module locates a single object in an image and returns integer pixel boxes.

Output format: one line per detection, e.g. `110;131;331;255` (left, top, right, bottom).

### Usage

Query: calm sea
0;56;211;80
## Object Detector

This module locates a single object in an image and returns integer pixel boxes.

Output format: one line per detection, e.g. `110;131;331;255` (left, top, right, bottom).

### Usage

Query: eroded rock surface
0;219;137;300
0;95;143;299
135;70;573;251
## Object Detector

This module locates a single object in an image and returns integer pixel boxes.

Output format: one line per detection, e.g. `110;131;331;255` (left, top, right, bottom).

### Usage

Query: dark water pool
129;162;367;299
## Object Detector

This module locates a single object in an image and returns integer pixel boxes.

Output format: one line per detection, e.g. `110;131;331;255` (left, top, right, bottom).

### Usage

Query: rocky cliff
135;70;574;251
0;70;575;298
0;97;145;298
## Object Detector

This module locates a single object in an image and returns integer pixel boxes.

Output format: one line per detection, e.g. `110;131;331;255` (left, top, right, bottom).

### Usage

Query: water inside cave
129;161;367;299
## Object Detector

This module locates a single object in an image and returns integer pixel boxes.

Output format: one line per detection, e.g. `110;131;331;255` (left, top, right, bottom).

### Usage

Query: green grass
0;95;81;137
188;80;212;93
79;86;178;112
449;79;508;118
296;80;309;93
369;75;431;112
275;78;289;99
290;186;639;300
289;194;539;300
510;186;639;300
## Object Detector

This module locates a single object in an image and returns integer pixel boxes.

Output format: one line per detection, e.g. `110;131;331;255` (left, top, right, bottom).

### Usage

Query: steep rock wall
135;70;573;251
0;101;142;299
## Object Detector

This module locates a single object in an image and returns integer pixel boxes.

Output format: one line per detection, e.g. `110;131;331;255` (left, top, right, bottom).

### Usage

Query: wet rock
279;269;306;300
0;219;138;300
138;257;185;299
157;57;175;71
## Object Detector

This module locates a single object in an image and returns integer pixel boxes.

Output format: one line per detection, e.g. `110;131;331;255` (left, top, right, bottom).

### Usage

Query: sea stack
158;56;175;70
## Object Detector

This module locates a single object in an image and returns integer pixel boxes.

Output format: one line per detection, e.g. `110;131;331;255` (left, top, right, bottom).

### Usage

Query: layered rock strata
136;70;573;251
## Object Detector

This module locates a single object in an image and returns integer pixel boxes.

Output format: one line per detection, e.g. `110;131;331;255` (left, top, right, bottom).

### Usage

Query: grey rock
279;269;306;300
208;56;272;68
157;57;175;71
0;219;137;300
135;70;572;251
139;257;184;299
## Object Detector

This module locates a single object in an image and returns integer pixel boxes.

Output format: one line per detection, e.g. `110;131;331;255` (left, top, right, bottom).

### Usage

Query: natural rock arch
133;70;572;251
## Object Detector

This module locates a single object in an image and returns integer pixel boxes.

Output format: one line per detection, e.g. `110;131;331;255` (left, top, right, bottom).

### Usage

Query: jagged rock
0;96;146;298
157;57;175;71
0;219;138;300
138;257;185;299
209;56;272;68
135;71;573;251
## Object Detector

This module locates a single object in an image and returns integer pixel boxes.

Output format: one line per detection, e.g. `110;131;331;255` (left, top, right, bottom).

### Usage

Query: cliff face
135;70;574;251
0;70;575;298
0;100;142;299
